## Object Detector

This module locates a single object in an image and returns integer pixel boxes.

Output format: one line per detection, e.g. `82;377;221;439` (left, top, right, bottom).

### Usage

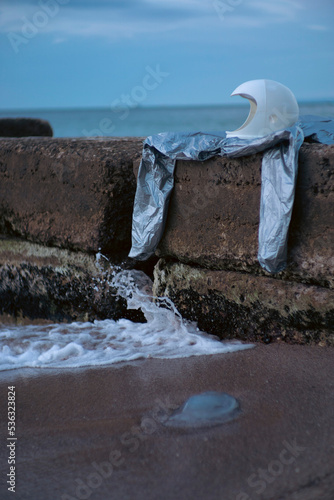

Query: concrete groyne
0;136;333;343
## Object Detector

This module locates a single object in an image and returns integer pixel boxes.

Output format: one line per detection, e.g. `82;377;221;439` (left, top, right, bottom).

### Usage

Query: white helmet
226;79;299;139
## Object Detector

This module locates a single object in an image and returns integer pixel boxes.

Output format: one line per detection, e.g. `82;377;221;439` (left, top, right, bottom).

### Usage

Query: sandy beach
1;342;333;500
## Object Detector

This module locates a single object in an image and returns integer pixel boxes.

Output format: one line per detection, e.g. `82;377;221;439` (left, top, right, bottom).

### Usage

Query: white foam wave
0;269;253;371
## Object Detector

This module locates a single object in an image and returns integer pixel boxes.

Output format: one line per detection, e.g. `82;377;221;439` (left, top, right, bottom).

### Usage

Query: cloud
0;0;213;40
246;0;303;23
250;0;302;14
1;0;333;44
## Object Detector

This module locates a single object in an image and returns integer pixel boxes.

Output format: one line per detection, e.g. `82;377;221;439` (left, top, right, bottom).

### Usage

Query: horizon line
1;99;333;114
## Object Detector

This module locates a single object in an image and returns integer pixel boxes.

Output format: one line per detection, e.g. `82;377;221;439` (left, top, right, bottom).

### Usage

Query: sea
1;102;333;138
0;102;333;373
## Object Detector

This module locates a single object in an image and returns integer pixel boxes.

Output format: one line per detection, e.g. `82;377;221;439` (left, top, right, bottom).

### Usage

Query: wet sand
0;343;334;500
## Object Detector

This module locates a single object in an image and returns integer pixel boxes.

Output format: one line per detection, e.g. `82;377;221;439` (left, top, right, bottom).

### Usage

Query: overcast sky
0;0;333;110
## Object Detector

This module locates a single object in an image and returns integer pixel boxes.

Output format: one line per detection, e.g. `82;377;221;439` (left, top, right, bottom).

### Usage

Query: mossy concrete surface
154;259;334;345
0;238;144;324
154;142;334;344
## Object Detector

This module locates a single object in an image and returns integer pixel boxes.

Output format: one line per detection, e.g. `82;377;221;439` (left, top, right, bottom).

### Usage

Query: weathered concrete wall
0;118;53;137
153;259;334;345
156;143;334;288
0;137;142;258
154;143;334;344
0;137;333;341
155;144;334;344
0;238;144;324
0;137;144;323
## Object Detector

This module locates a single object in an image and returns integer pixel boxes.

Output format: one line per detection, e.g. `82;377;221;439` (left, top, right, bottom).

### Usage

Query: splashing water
0;266;253;371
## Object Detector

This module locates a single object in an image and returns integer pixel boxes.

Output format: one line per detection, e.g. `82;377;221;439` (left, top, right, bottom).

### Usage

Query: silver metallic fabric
299;115;334;145
129;115;333;273
258;126;304;272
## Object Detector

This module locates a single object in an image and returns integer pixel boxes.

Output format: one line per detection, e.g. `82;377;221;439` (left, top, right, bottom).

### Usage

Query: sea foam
0;268;253;371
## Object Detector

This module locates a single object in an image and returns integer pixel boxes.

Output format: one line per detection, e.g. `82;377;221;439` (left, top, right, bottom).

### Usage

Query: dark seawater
0;102;333;138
